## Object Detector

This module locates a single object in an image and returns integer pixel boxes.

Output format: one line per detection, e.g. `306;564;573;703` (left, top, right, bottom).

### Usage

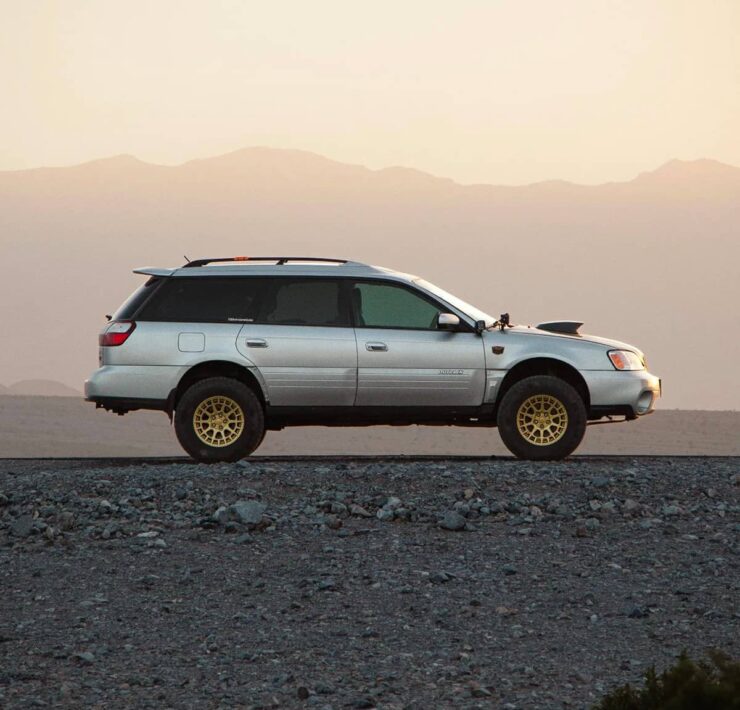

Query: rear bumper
85;365;183;413
584;369;661;419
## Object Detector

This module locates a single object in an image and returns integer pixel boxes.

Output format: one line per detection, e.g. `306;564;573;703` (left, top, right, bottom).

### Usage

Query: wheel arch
494;357;590;416
168;360;267;415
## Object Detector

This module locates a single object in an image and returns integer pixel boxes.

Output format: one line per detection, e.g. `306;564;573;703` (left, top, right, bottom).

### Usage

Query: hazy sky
2;0;739;184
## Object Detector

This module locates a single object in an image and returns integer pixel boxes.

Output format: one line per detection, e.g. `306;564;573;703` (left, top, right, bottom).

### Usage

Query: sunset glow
2;0;739;184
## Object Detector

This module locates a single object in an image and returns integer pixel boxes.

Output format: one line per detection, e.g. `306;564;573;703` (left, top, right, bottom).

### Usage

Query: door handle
365;342;388;352
246;338;268;348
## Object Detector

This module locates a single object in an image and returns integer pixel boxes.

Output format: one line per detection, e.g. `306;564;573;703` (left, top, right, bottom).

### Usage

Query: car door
352;279;486;406
236;277;357;406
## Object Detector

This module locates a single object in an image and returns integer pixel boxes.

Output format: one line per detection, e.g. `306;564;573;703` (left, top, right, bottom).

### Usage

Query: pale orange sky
2;0;739;184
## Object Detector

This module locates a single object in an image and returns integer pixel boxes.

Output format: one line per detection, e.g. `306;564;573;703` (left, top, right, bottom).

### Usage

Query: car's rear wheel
174;377;265;462
497;375;586;460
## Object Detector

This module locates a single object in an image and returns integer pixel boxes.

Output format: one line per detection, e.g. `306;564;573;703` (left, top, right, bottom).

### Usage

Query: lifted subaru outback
86;256;661;461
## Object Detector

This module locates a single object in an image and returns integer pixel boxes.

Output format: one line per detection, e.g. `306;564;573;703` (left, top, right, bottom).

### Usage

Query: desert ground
0;396;737;458
1;455;737;708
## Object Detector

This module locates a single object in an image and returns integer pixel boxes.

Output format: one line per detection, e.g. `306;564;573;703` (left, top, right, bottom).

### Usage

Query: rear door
352;280;486;406
236;277;357;406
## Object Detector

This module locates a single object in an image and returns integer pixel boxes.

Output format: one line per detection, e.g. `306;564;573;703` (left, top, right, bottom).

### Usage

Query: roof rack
181;256;354;268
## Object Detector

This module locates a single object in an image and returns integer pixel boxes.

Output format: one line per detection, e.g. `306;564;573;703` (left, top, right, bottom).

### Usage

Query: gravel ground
0;456;738;709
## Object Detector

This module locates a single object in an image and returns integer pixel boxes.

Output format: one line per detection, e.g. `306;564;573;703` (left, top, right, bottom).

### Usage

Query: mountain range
1;147;738;409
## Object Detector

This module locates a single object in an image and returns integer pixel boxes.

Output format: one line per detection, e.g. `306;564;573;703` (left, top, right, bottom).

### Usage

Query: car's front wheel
497;375;586;460
174;377;265;462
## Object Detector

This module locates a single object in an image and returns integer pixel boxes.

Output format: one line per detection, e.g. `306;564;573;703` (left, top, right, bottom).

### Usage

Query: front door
351;280;486;406
236;277;356;406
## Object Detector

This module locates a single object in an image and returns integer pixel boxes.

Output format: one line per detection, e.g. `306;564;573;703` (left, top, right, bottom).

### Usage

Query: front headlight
608;350;644;371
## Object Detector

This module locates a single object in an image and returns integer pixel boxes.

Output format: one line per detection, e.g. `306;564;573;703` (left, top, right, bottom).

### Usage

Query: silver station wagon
85;257;661;461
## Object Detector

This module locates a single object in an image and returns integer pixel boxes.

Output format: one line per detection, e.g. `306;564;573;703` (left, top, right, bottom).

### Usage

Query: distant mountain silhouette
1;148;738;409
2;380;82;397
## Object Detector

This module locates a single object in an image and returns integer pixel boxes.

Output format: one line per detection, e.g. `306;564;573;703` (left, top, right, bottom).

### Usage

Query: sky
1;0;739;184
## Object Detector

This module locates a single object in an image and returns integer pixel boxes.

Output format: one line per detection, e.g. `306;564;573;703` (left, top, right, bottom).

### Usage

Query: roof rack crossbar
182;256;352;268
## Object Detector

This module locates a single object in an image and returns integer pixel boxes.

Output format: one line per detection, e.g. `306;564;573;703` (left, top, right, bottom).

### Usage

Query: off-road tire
497;375;586;460
174;377;265;463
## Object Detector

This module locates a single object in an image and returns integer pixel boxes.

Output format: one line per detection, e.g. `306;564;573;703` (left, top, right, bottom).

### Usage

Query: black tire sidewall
497;375;586;460
174;377;265;462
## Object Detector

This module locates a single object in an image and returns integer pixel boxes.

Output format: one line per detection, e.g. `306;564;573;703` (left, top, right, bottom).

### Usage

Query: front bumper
584;369;661;419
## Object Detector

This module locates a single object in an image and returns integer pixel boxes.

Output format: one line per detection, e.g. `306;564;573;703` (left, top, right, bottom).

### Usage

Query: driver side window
353;281;441;330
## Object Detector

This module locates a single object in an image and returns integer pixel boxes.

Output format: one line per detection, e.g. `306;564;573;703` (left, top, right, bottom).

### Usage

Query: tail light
100;321;136;346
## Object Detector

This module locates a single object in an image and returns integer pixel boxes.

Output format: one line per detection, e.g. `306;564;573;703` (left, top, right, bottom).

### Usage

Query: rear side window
137;277;266;322
261;279;348;327
113;277;163;320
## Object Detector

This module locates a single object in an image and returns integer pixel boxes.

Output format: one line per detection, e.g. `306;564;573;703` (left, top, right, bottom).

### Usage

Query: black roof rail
181;256;352;268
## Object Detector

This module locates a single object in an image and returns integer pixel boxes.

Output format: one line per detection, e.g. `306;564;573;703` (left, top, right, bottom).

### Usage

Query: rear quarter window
112;277;164;320
136;277;266;322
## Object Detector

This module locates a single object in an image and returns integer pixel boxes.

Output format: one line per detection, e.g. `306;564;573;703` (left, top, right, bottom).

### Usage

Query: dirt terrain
1;396;739;457
1;456;737;708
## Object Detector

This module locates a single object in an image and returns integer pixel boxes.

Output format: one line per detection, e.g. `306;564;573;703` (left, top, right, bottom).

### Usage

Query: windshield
414;279;494;326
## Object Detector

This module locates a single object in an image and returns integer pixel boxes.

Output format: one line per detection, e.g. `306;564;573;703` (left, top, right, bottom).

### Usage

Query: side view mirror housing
437;312;461;330
474;320;486;335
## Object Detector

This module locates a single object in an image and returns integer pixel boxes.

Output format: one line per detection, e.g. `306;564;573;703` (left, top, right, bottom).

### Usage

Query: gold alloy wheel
192;395;245;448
516;394;569;446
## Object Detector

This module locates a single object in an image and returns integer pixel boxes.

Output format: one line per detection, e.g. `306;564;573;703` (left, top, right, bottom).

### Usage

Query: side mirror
437;312;461;330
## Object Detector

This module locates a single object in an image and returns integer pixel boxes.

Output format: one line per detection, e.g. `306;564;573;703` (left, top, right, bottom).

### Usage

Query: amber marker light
608;350;643;371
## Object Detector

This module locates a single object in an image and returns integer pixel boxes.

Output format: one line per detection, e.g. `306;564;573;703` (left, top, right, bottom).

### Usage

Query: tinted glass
113;277;163;320
261;279;348;326
353;282;440;329
137;277;265;322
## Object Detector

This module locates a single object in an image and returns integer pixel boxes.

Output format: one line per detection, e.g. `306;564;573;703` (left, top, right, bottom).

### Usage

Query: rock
101;522;118;539
376;508;395;522
626;605;650;619
439;511;467;531
74;651;95;664
58;511;75;531
585;517;600;530
503;565;517;576
228;500;266;525
11;515;34;538
430;571;453;584
349;504;372;518
470;681;493;697
212;506;229;524
662;504;680;517
452;501;471;515
324;514;342;530
622;499;640;514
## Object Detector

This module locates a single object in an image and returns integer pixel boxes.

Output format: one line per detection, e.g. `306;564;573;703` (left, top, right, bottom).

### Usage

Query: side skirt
265;405;497;430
